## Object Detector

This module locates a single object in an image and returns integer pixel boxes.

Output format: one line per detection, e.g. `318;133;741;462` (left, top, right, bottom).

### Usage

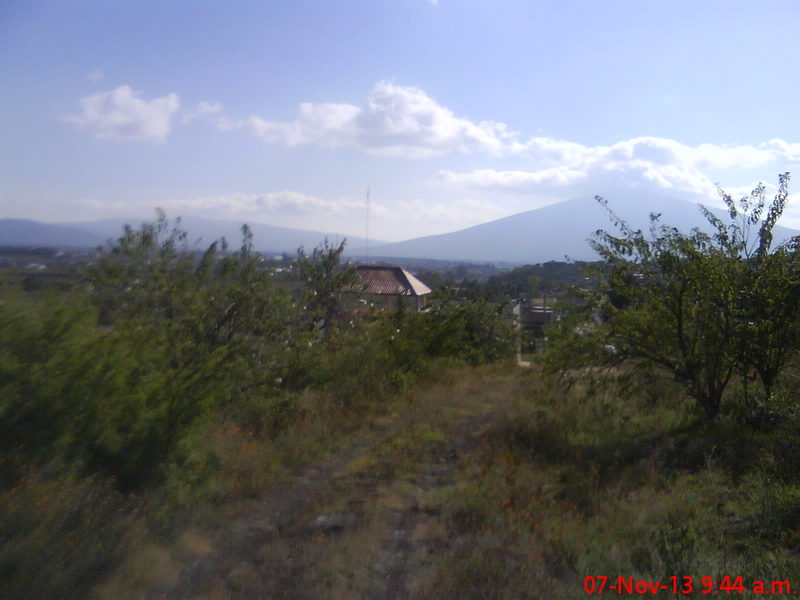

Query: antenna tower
365;186;370;260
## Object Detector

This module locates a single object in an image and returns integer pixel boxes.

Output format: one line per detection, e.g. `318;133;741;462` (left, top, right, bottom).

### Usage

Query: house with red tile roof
353;265;432;311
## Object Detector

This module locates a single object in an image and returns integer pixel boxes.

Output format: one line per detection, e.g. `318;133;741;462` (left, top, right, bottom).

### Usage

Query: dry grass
409;368;800;599
22;360;795;600
110;365;525;599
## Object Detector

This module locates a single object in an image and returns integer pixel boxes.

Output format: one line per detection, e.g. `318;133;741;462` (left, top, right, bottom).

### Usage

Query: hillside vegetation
5;176;800;599
410;176;800;598
0;213;514;600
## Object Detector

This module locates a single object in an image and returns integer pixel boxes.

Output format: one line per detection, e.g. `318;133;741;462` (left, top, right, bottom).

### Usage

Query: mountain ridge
4;192;799;264
0;216;383;255
0;219;108;248
357;191;800;263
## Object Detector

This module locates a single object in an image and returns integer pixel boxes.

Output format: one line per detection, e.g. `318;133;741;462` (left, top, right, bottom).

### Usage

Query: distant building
522;303;554;337
352;265;432;311
506;300;555;337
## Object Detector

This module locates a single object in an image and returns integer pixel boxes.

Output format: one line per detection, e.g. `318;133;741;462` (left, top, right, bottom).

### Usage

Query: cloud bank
179;191;383;216
66;85;180;142
211;82;800;201
79;190;386;220
63;81;800;234
435;137;800;200
225;81;522;158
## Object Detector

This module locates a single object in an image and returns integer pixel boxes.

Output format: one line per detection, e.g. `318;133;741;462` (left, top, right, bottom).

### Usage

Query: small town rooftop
355;265;432;297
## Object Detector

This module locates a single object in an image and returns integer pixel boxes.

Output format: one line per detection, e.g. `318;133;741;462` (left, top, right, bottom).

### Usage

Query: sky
3;0;800;242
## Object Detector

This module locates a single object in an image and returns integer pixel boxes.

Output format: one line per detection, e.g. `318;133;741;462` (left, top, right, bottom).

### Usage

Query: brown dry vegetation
7;347;800;599
91;363;800;600
95;365;523;599
410;367;800;599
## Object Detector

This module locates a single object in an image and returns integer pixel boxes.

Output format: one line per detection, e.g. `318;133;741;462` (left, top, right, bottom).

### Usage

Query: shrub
555;175;800;420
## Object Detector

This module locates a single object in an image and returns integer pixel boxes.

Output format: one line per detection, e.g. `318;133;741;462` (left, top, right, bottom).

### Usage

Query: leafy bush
553;175;800;420
423;297;515;365
0;215;520;599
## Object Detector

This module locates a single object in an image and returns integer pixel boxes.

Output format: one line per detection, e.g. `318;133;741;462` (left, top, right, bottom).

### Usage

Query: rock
311;512;358;532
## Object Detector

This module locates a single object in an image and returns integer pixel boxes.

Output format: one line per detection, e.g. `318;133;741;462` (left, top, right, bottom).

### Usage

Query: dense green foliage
0;213;514;600
415;260;593;305
483;261;592;301
296;238;359;332
551;174;800;419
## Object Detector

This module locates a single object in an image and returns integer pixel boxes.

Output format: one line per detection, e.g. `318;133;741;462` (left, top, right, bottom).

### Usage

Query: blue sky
3;0;800;241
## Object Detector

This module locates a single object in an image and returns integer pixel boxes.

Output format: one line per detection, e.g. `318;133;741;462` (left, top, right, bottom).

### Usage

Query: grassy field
413;367;800;599
6;304;800;600
93;364;523;599
84;363;800;599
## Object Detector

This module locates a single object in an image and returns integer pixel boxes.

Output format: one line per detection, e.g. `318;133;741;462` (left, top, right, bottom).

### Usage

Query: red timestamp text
584;575;797;595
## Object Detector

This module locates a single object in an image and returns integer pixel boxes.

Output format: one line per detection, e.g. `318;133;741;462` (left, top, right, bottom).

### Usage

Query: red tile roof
354;265;432;296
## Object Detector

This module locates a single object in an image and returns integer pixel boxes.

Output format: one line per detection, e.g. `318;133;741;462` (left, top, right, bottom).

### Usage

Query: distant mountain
0;219;107;248
6;193;799;264
1;216;384;254
366;191;800;264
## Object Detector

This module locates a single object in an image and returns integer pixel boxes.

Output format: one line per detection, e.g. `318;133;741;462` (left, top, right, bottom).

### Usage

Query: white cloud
435;167;587;190
79;190;388;220
205;81;800;176
436;136;800;200
226;81;522;158
66;85;180;142
761;138;800;162
182;101;222;123
85;69;104;82
180;191;382;216
218;81;800;171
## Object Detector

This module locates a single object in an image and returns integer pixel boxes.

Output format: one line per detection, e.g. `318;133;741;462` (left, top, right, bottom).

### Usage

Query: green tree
420;297;515;365
707;174;800;401
88;212;292;381
586;174;799;419
296;238;359;333
78;212;294;486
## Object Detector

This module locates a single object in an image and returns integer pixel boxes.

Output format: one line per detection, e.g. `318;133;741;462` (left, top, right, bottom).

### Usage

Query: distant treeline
415;260;598;303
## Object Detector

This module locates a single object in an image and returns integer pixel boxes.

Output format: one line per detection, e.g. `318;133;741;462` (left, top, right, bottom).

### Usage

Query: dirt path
373;404;513;600
147;368;524;600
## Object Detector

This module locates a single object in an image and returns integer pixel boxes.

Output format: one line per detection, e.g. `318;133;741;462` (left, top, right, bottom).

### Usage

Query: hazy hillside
369;191;800;263
0;219;107;248
1;216;383;254
7;192;800;263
